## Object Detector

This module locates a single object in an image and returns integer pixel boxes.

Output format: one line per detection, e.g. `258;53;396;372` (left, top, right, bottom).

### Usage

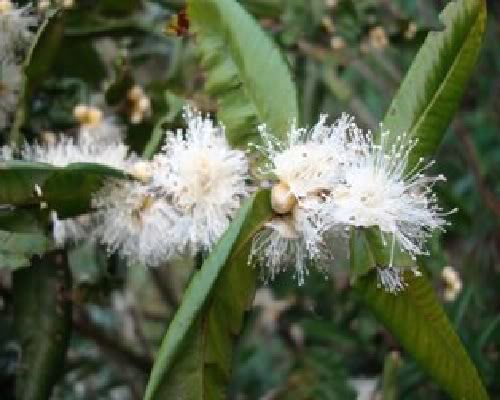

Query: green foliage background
1;0;499;399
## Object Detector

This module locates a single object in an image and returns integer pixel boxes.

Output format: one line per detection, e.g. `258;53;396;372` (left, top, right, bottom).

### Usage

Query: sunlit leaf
382;0;486;167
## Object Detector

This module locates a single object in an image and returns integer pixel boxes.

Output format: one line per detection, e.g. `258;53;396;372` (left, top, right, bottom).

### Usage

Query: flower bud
271;182;297;215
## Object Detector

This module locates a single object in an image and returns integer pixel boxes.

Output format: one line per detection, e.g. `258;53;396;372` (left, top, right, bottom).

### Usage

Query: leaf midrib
407;3;482;140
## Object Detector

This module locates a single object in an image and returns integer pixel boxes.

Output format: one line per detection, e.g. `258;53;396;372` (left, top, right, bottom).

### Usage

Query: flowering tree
0;0;489;399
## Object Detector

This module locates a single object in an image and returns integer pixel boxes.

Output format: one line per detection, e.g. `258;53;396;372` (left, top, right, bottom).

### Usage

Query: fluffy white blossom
251;115;451;290
153;106;250;254
92;180;178;267
250;116;355;284
21;135;134;170
21;132;135;247
256;114;352;197
325;130;452;265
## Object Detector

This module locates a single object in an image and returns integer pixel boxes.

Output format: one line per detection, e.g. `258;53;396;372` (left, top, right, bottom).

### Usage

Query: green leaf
187;0;299;147
349;228;375;280
0;161;126;217
355;271;488;399
382;0;486;167
144;190;273;400
0;230;51;271
13;251;72;400
10;10;65;145
349;227;415;281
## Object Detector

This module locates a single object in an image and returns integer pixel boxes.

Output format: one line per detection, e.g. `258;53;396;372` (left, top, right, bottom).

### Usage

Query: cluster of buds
73;104;103;127
38;0;75;12
127;85;152;124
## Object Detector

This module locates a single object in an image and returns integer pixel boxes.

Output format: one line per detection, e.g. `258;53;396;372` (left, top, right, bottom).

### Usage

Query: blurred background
0;0;499;398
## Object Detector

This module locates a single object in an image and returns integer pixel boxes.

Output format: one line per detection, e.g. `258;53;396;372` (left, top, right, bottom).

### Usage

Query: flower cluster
89;107;250;265
251;115;452;291
0;0;38;129
2;106;250;267
1;102;451;291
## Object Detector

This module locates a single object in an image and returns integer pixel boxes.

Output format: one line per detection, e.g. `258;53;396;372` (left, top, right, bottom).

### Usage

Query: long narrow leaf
144;190;272;400
187;0;299;146
355;271;488;399
382;0;486;167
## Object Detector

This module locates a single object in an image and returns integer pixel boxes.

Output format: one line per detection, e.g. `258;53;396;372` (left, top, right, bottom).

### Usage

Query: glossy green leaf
355;270;488;399
382;0;486;167
13;251;72;400
144;190;273;400
0;161;126;217
187;0;299;146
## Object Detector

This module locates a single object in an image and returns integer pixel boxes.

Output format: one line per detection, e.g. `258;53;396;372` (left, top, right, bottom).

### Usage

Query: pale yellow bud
137;96;151;113
404;22;418;40
73;104;89;122
369;26;389;50
271;182;297;215
0;0;13;14
330;36;345;50
61;0;74;8
86;107;103;125
38;0;51;11
321;16;335;34
441;266;462;302
129;161;153;182
128;85;144;102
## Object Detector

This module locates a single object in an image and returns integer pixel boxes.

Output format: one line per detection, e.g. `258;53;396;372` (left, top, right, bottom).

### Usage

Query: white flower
251;114;452;290
92;180;178;267
326;130;452;266
21;133;135;247
250;115;355;283
0;59;22;130
250;209;333;285
256;114;354;197
153;106;250;254
0;0;38;57
22;135;134;171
